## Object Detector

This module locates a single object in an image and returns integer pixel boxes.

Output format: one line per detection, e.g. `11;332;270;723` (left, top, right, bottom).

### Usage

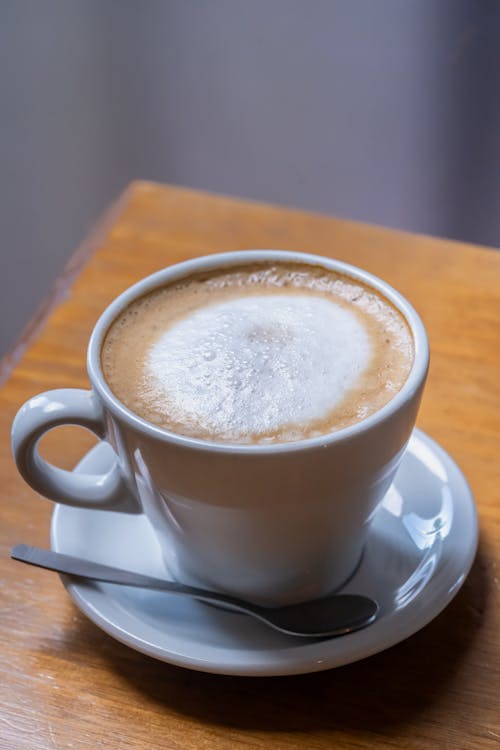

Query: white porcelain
51;429;477;676
12;250;429;606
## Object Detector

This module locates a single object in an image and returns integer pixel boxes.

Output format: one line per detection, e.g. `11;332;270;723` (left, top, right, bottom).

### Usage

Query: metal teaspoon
11;544;378;638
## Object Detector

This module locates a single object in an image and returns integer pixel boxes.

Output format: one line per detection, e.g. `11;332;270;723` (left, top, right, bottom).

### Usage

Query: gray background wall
2;0;500;356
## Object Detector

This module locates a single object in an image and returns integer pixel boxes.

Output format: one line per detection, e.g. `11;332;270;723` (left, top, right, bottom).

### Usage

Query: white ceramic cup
11;250;429;606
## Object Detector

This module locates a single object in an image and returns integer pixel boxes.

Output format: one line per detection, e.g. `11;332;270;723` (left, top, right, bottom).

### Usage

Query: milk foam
146;294;372;439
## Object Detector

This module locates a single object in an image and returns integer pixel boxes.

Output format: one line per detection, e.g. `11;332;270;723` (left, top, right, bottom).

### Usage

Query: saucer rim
51;428;478;676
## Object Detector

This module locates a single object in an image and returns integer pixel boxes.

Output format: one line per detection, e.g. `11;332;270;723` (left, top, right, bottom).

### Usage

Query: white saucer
50;429;477;676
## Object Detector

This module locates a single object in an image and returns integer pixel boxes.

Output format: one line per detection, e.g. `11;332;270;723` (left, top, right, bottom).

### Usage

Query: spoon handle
11;544;230;602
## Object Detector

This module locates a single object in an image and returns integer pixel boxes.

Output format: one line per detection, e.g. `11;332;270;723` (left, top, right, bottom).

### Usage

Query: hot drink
101;262;414;443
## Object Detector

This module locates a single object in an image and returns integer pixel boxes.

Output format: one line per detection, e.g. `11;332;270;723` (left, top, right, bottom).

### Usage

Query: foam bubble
145;294;372;440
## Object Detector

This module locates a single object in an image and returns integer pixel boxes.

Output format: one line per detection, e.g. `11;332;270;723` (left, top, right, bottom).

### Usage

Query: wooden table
1;182;499;749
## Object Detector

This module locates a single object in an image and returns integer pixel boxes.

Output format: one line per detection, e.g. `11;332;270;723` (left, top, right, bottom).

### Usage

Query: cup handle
11;389;139;513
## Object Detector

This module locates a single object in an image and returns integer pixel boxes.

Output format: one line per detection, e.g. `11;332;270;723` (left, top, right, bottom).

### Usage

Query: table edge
1;178;498;388
0;184;135;387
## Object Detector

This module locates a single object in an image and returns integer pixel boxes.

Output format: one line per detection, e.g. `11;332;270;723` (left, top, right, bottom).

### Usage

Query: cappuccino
101;262;414;443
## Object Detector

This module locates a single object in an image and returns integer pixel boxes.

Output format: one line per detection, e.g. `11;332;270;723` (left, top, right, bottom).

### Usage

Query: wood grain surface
1;182;499;750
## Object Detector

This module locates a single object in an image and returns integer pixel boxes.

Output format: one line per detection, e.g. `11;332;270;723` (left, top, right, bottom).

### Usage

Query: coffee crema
101;262;414;444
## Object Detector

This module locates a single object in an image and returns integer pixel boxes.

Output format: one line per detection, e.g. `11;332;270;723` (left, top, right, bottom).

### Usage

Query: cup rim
88;249;429;454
